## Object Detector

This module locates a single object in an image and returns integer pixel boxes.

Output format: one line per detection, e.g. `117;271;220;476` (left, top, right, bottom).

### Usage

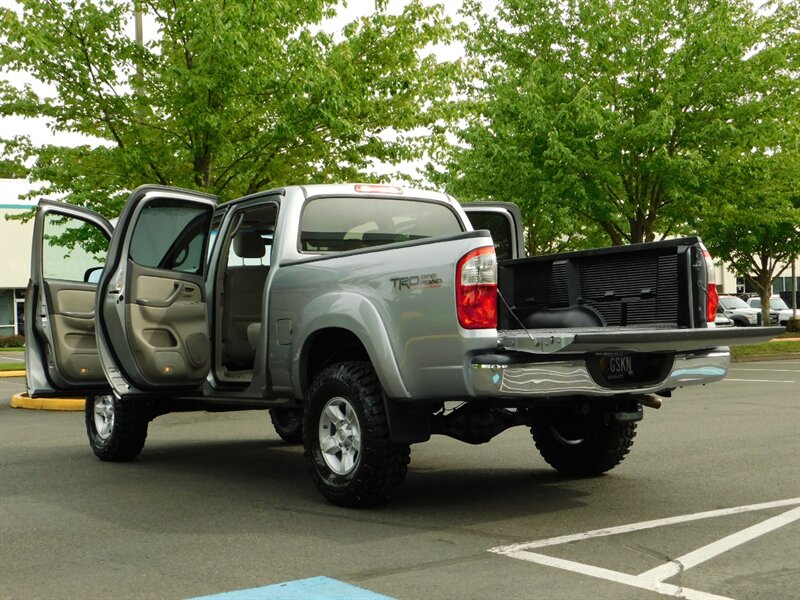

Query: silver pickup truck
25;184;781;506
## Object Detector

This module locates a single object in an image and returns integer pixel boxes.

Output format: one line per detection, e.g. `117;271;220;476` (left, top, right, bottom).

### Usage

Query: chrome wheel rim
318;397;361;475
93;395;115;440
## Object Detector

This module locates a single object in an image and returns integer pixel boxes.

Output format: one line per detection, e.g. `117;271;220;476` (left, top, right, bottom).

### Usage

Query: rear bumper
470;348;730;398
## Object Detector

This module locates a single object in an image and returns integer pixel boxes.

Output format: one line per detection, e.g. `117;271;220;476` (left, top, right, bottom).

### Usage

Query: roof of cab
299;183;452;202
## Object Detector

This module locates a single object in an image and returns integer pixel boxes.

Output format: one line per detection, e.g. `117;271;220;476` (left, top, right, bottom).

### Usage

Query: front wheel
530;412;636;476
303;362;410;507
85;394;149;461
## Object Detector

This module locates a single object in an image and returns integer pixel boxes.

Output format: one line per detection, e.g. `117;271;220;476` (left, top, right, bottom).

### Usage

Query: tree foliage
432;0;799;253
0;0;459;215
0;137;30;178
700;149;800;324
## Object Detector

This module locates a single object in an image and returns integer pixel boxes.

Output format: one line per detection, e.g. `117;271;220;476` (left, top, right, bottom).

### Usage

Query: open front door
25;201;113;397
463;202;526;260
96;186;217;397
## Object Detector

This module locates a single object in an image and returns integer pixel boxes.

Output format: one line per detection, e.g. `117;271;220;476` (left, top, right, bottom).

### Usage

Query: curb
0;370;26;378
731;353;798;363
10;393;85;411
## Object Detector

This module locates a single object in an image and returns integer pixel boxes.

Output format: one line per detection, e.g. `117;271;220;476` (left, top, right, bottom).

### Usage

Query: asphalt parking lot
1;358;798;600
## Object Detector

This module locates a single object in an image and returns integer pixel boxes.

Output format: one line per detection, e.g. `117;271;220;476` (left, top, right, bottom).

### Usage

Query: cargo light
456;246;497;329
701;246;718;323
354;184;404;195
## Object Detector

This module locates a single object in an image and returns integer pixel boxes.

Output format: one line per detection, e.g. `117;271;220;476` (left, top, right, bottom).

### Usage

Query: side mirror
84;266;103;284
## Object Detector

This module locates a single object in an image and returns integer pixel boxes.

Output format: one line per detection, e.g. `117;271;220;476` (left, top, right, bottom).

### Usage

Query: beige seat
221;231;269;370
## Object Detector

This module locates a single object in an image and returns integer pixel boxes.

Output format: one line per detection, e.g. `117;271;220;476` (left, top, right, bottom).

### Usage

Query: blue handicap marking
189;576;396;600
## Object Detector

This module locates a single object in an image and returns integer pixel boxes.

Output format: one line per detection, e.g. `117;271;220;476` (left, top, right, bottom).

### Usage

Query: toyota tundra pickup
25;184;782;507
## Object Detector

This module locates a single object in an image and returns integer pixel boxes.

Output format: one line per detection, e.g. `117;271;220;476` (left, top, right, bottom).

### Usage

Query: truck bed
497;237;706;330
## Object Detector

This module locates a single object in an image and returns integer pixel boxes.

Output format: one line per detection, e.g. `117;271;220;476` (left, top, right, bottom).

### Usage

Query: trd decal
391;274;443;290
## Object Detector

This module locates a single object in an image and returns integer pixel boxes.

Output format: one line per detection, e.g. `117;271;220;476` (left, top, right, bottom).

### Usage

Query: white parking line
728;367;797;373
489;498;800;600
723;378;796;383
638;507;800;581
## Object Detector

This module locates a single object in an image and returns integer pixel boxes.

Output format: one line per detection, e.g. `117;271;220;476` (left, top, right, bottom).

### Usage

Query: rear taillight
701;246;718;323
456;246;497;329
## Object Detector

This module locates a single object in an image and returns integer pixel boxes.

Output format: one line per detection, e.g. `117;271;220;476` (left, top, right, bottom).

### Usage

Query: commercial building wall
0;179;37;336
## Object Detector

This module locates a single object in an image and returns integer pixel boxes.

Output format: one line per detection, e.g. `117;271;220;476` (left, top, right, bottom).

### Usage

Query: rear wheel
304;361;410;507
530;412;636;476
269;407;303;443
85;394;148;461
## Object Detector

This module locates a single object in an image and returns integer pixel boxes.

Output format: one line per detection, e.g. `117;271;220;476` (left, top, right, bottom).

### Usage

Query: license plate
598;353;637;382
589;352;671;387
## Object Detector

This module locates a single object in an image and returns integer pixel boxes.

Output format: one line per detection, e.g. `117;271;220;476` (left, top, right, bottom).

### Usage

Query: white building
0;178;38;337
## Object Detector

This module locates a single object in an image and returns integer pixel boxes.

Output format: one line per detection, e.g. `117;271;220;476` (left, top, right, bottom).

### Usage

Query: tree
0;0;459;216
0;138;29;179
432;0;798;252
700;150;800;326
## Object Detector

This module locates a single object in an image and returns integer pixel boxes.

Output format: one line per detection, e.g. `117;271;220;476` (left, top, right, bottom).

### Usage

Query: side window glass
467;212;513;261
128;199;211;275
42;213;109;282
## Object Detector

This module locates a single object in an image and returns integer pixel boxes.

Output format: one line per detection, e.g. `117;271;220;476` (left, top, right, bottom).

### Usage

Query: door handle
61;310;95;319
139;281;185;308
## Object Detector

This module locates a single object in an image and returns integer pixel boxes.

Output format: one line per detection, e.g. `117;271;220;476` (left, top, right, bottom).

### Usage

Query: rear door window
128;199;210;275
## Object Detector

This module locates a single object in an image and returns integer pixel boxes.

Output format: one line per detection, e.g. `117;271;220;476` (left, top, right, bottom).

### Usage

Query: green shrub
0;334;25;348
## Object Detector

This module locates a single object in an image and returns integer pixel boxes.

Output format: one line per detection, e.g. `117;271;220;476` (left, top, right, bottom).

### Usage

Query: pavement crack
349;552;496;583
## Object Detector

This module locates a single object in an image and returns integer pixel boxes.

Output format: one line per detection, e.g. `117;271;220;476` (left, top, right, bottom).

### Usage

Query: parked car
718;295;761;326
746;296;793;326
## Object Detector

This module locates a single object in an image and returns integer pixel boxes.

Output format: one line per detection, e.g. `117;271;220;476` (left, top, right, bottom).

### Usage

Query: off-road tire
85;394;149;462
304;361;410;508
530;412;636;476
269;407;303;443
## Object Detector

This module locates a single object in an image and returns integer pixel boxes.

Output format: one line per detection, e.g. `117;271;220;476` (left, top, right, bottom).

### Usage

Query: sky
0;0;496;155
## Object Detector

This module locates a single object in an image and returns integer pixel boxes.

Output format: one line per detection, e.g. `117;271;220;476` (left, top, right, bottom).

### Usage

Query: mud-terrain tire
304;361;410;507
85;394;148;461
269;407;303;443
530;412;636;476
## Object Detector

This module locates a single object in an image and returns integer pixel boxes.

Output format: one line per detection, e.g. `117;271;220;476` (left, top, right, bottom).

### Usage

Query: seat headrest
233;231;265;258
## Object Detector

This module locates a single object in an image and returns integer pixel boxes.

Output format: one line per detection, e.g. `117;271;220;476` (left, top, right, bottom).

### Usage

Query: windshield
769;297;789;310
719;296;749;309
751;297;790;310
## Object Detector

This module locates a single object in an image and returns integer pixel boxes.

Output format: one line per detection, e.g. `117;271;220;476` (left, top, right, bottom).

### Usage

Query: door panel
45;280;102;381
25;201;113;397
96;186;217;397
126;262;209;382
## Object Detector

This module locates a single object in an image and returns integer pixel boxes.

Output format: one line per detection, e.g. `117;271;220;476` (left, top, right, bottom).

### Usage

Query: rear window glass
300;197;463;253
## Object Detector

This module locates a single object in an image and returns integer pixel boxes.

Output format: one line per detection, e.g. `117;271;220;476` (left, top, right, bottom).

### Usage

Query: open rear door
463;202;526;260
25;201;113;397
96;186;217;397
